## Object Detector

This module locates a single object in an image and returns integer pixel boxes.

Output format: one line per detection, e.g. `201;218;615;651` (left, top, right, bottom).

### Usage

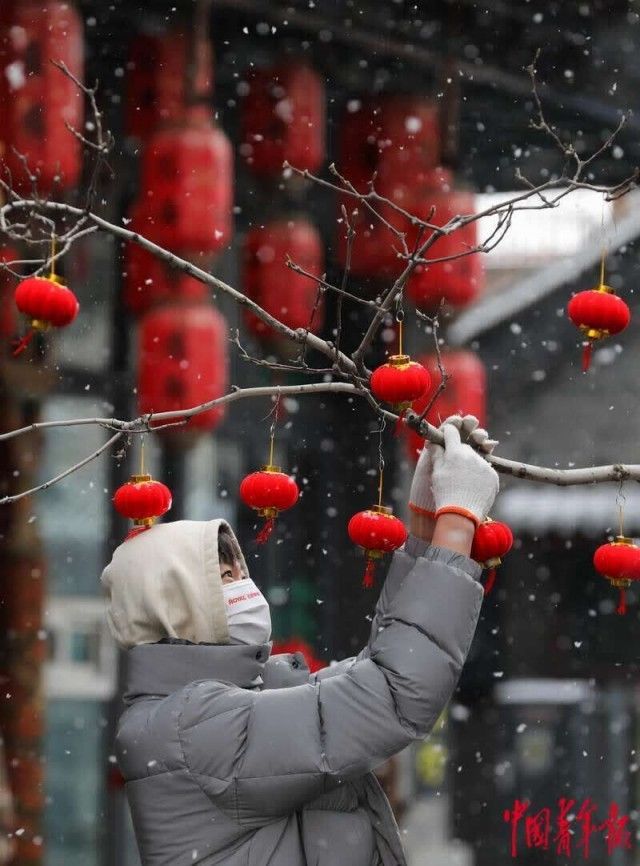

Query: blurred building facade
1;1;640;865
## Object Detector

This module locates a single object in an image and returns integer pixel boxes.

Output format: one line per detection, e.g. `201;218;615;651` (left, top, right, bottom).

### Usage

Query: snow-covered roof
449;188;640;345
493;482;640;537
494;678;594;705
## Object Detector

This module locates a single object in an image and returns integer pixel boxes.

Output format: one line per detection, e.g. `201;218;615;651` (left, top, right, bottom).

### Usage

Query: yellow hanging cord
398;318;403;356
599;199;607;288
140;437;146;476
50;234;56;280
268;430;275;466
619;504;624;538
377;466;384;508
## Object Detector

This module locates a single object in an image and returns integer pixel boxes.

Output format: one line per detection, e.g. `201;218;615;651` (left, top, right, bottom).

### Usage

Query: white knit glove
431;422;500;526
409;415;498;516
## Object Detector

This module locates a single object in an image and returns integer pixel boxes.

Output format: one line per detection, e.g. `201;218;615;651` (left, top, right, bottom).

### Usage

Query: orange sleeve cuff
408;502;436;518
434;506;480;528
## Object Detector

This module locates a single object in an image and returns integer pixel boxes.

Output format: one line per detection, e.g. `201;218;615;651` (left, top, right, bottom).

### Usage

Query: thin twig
0;431;124;505
417;308;449;423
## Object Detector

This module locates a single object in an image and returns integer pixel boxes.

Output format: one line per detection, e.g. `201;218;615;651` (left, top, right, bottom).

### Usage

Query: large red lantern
123;219;209;316
394;169;483;309
593;536;640;616
0;246;18;340
567;283;630;372
124;29;213;139
370;355;431;412
471;518;513;595
348;505;408;588
240;465;299;543
13;274;79;354
137;303;228;433
240;62;325;176
335;97;440;275
404;351;487;462
0;1;84;194
337;97;440;195
242;218;325;340
113;474;172;540
137;108;233;258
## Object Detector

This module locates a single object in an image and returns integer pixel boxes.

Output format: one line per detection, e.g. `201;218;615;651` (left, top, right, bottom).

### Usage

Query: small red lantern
124;28;213;139
370;355;431;416
138;107;233;259
404;351;487;462
348;505;408;588
0;1;84;194
113;474;172;540
471;518;513;595
593;536;640;615
567;283;630;372
13;274;79;355
242;217;325;341
240;465;299;543
137;303;228;434
240;62;325;176
123;224;209;316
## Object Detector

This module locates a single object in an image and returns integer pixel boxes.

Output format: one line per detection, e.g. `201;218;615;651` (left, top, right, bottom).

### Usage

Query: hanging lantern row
0;0;84;194
242;218;325;342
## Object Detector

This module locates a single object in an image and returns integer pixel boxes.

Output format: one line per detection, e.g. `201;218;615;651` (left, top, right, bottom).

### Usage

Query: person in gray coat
101;417;499;865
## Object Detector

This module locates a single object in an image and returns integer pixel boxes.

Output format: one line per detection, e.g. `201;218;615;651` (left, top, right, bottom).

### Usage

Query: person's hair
218;525;242;566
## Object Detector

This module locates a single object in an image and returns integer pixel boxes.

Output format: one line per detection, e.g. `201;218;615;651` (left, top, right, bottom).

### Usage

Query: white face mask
222;578;272;646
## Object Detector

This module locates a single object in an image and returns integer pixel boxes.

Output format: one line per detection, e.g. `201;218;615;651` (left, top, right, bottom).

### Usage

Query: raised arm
178;423;499;821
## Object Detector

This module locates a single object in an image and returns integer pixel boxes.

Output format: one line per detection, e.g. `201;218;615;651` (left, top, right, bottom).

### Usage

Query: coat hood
101;519;249;649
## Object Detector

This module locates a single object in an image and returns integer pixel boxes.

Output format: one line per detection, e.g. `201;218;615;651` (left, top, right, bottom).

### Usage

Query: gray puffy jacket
116;535;483;865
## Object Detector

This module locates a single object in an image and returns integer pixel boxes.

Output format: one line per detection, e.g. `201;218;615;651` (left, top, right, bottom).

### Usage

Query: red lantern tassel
393;408;407;437
12;330;35;357
616;585;627;616
581;342;592;373
362;557;376;589
256;516;275;544
483;567;497;596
